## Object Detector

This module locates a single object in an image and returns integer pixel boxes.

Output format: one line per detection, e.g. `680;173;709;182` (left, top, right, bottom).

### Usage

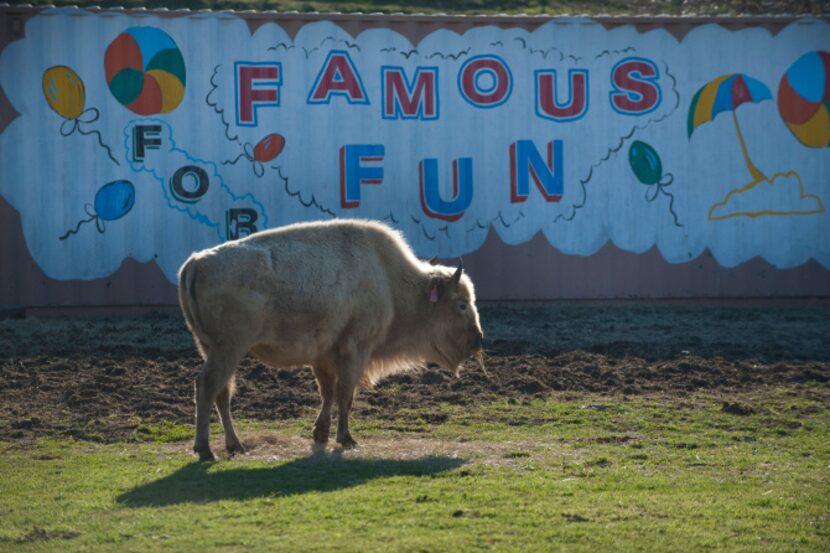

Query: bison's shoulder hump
247;219;411;250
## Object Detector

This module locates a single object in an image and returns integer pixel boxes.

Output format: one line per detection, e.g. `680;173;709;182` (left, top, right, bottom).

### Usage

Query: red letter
235;62;281;126
458;55;512;108
535;69;589;122
383;67;438;119
610;58;661;115
308;51;369;104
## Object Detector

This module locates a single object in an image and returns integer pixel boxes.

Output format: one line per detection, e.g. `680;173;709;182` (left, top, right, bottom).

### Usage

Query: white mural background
0;8;828;284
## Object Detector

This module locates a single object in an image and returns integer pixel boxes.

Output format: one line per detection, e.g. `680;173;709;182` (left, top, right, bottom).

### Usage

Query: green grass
132;421;194;443
1;387;828;551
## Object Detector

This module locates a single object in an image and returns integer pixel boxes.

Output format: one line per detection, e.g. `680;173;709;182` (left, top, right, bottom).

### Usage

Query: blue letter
510;140;563;203
419;158;473;221
339;144;385;208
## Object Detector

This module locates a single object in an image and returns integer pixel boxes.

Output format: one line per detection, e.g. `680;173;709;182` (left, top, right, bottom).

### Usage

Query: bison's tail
178;256;210;359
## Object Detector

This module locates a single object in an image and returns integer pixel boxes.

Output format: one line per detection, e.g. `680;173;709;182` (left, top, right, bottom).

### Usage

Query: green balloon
628;140;662;185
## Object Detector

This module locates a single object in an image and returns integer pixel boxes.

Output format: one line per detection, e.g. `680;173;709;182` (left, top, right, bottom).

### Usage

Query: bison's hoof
226;441;246;456
337;435;358;450
195;448;216;462
313;426;330;444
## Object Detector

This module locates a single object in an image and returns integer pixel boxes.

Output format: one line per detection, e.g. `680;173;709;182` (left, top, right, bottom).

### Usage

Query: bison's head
426;262;484;376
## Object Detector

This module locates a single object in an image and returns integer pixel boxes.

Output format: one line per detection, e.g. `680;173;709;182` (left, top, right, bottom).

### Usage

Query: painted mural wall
0;8;828;289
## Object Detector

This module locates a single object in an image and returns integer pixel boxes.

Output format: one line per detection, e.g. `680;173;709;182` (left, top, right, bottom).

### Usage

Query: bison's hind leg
215;380;245;455
192;337;209;361
194;347;246;461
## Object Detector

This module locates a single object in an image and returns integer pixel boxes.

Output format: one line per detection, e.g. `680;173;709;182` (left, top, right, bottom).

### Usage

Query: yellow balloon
42;65;85;120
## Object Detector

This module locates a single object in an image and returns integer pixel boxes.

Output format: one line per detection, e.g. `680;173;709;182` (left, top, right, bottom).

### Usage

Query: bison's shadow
117;451;466;507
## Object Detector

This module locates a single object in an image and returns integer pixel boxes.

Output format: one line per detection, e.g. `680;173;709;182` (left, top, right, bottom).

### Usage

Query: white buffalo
178;219;484;461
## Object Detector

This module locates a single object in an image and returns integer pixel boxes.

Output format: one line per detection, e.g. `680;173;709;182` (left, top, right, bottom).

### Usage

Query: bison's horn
427;255;439;265
450;259;463;286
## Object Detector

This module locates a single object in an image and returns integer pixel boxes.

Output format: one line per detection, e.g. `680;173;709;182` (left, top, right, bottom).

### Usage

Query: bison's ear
429;278;445;303
429;284;440;303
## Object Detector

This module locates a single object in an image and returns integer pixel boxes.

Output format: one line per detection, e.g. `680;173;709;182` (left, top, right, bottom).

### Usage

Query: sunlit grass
1;387;827;552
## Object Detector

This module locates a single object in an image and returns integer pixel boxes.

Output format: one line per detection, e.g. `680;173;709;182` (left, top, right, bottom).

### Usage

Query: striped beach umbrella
688;74;772;182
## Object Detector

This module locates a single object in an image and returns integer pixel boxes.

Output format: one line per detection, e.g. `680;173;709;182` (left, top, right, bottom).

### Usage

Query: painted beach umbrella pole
628;140;683;227
222;133;286;177
42;65;120;165
688;73;772;182
60;180;135;240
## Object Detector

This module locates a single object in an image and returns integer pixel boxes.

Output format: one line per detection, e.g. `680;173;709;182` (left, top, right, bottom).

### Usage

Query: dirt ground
1;301;828;442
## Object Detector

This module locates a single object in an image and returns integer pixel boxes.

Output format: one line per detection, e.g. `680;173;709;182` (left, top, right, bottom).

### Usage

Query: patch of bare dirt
1;302;828;442
162;430;560;466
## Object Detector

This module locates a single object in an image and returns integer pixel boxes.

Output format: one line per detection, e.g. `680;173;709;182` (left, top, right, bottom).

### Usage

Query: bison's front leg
334;350;365;449
335;374;358;449
311;364;336;444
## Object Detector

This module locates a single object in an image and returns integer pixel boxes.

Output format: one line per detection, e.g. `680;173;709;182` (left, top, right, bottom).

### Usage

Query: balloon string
76;126;120;166
253;161;265;178
643;173;682;228
59;214;97;240
222;153;247;166
60;119;79;136
76;107;100;125
243;142;255;160
59;107;119;166
658;185;684;228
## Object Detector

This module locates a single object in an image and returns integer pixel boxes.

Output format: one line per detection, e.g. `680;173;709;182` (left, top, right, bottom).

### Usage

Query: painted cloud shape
709;172;825;220
0;8;828;285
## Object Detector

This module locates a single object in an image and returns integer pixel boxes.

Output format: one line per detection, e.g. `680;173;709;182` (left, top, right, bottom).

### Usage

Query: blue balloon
94;180;135;221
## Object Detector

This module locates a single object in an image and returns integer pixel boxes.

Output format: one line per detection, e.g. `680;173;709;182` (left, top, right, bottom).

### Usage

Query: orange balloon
253;133;286;162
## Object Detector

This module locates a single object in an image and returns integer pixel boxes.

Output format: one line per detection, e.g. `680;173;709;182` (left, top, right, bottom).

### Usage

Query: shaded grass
118;454;466;506
1;387;828;552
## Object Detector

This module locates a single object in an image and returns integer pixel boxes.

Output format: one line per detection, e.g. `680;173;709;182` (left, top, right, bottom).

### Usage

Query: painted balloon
42;65;85;119
627;141;683;227
95;180;135;221
253;133;286;162
104;27;186;115
628;140;662;185
41;66;120;165
778;50;830;148
59;180;136;240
